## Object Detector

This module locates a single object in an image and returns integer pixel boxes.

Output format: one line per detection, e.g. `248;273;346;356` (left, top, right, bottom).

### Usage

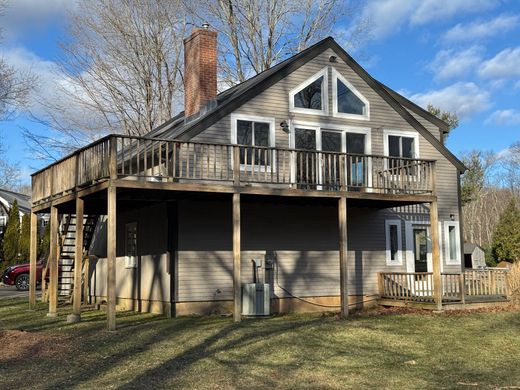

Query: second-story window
383;130;419;173
289;67;328;115
231;114;275;170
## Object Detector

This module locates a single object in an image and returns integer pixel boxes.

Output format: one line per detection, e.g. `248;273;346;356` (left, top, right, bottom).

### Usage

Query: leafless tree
188;0;368;87
26;0;188;159
0;0;33;188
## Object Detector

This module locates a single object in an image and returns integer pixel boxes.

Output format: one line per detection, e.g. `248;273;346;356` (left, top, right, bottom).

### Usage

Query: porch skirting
90;294;380;316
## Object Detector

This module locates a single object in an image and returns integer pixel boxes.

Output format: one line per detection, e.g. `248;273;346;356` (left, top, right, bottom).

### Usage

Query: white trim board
331;67;370;121
289;67;329;116
385;219;403;266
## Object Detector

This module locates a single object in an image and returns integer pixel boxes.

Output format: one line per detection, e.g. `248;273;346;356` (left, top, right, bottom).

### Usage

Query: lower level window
125;222;138;268
385;220;403;265
444;221;461;264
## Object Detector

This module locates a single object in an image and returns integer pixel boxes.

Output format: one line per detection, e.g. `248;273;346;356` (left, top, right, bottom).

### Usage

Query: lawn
0;299;519;389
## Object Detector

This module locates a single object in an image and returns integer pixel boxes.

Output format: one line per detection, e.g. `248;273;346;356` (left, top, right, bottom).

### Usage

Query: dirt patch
0;330;72;364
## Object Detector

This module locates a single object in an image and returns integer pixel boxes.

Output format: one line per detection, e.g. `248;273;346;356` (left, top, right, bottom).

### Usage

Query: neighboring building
30;29;508;326
463;243;486;269
0;188;31;235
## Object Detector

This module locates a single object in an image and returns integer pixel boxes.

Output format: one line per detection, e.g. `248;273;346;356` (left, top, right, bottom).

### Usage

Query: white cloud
442;14;520;43
361;0;499;39
428;46;483;81
0;0;77;41
409;82;491;120
478;47;520;79
0;46;61;112
485;109;520;126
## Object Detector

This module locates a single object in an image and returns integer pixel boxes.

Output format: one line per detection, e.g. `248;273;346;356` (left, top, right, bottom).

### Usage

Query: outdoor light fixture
280;120;290;133
450;214;455;221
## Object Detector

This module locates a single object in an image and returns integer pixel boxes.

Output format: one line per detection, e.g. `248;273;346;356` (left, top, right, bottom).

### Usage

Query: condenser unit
242;283;270;316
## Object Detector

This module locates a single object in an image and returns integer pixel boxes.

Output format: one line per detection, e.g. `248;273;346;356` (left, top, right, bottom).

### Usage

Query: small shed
464;243;486;269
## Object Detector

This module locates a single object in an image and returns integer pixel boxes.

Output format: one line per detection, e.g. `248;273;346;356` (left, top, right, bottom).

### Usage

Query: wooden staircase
58;214;99;297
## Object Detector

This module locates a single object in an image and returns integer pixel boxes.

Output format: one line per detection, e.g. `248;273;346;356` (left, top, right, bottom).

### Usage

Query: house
28;28;510;329
0;188;31;235
463;243;486;269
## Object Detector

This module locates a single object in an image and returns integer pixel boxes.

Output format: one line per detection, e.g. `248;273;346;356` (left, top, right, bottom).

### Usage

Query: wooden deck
378;270;511;310
31;134;437;211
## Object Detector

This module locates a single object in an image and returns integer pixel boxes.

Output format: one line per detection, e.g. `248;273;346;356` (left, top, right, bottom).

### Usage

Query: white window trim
385;219;403;265
383;129;420;159
124;222;138;269
444;220;461;265
0;215;6;227
289;67;329;116
331;67;370;121
231;114;276;172
289;121;372;187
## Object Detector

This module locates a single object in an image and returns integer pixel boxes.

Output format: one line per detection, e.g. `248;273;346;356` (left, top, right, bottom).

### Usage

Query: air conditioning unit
242;283;270;316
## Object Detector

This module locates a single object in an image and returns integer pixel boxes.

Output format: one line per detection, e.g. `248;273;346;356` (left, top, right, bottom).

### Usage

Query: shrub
509;262;520;307
2;200;20;266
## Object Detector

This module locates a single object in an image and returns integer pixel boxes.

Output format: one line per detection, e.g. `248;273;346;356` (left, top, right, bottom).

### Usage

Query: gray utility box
242;283;270;316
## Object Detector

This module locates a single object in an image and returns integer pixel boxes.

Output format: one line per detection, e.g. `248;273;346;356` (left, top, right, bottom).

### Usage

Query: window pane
254;122;270;165
294;76;323;110
388;136;400;157
321;131;342;152
237;120;253;145
402;137;415;158
253;122;270;147
295;128;316;150
346;133;365;154
237;120;252;164
337;79;365;115
449;225;457;260
390;224;398;261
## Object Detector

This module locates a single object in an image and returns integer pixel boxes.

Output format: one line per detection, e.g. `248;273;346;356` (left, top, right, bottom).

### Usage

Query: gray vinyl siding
90;203;171;303
89;47;462;305
177;198;390;302
191;47;461;275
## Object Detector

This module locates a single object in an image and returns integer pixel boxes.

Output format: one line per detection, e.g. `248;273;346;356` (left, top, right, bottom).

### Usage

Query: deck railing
32;134;436;204
379;269;510;303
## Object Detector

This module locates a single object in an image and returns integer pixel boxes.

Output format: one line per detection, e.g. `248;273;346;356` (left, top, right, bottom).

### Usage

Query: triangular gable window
289;67;328;115
332;68;370;120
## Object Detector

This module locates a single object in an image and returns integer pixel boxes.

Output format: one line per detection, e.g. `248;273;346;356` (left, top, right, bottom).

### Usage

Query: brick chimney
184;24;218;118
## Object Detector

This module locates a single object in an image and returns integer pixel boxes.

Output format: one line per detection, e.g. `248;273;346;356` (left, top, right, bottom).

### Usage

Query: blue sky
1;0;519;184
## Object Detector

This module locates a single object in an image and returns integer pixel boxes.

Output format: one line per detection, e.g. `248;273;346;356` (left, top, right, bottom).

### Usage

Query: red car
2;262;47;291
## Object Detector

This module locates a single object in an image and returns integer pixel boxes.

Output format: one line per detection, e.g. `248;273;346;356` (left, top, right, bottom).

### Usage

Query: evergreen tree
38;221;50;260
19;213;30;262
492;199;520;262
3;200;20;265
461;151;485;206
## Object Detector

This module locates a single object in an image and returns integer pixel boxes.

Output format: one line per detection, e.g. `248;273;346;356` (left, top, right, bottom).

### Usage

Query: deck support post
338;196;349;318
29;211;38;309
48;205;59;317
69;196;84;323
107;186;117;331
233;193;241;322
430;200;442;311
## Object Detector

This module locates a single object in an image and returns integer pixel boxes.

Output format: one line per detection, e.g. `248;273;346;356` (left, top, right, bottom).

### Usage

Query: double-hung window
384;130;419;174
231;115;275;170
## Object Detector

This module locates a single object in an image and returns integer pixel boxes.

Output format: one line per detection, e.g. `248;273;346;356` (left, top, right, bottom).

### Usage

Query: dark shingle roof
146;37;465;172
0;188;31;214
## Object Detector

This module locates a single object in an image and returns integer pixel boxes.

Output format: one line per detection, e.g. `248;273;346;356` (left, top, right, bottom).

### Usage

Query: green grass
1;299;519;389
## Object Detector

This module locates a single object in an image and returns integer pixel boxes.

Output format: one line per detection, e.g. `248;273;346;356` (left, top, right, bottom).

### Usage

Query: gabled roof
148;37;466;172
0;188;31;214
463;242;485;254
